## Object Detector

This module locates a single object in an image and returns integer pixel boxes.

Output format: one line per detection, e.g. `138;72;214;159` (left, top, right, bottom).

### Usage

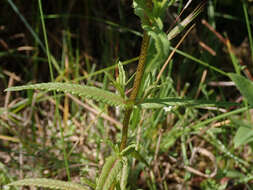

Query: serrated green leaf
114;61;126;98
228;73;253;106
5;82;125;107
145;30;170;73
138;30;170;97
152;0;169;19
134;0;170;27
118;61;126;88
96;155;123;190
7;178;88;190
131;107;141;129
120;157;129;190
120;144;136;156
137;98;239;109
133;0;146;22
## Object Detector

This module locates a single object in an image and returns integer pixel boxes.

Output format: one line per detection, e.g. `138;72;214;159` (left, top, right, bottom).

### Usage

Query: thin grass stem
38;0;71;180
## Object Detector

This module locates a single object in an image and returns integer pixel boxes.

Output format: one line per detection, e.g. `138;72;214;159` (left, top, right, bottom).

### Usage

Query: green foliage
200;178;227;190
167;2;204;40
7;0;61;74
133;0;171;74
121;144;149;167
134;0;169;26
133;0;147;24
145;29;170;74
134;1;171;97
228;73;253;105
5;82;125;107
120;144;137;156
96;155;123;190
119;157;129;190
4;0;253;189
160;126;183;150
81;177;96;189
138;97;239;109
115;61;127;98
232;119;253;148
0;162;18;190
152;0;169;19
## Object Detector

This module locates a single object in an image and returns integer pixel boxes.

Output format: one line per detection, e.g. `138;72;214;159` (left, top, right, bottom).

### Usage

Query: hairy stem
120;32;150;151
120;0;152;151
120;108;133;151
129;31;150;101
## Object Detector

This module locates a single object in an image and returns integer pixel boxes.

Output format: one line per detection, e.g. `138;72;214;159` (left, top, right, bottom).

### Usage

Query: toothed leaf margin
5;82;125;107
7;178;89;190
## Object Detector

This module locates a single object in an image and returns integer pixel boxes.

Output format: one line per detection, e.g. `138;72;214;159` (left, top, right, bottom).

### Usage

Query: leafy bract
139;26;170;97
145;29;171;73
152;0;169;19
228;73;253;106
5;82;125;107
133;0;171;98
133;0;146;24
7;178;88;190
133;0;170;27
115;61;126;98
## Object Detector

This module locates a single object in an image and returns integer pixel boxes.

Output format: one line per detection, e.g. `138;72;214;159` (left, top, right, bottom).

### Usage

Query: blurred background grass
1;0;253;189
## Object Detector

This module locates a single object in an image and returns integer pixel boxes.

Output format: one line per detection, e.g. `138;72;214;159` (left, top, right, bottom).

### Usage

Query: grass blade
7;0;61;74
242;1;253;63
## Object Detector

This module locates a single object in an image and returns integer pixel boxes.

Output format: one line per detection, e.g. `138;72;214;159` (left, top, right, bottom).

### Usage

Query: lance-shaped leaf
120;157;129;190
137;98;239;109
5;82;125;107
120;144;137;156
96;154;123;190
7;178;89;190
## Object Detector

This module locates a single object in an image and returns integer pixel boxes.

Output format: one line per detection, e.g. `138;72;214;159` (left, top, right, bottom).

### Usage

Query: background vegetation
1;0;253;189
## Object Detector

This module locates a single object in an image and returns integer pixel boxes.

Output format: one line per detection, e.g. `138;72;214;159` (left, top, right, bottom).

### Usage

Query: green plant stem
120;108;133;151
119;0;153;152
120;30;151;151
